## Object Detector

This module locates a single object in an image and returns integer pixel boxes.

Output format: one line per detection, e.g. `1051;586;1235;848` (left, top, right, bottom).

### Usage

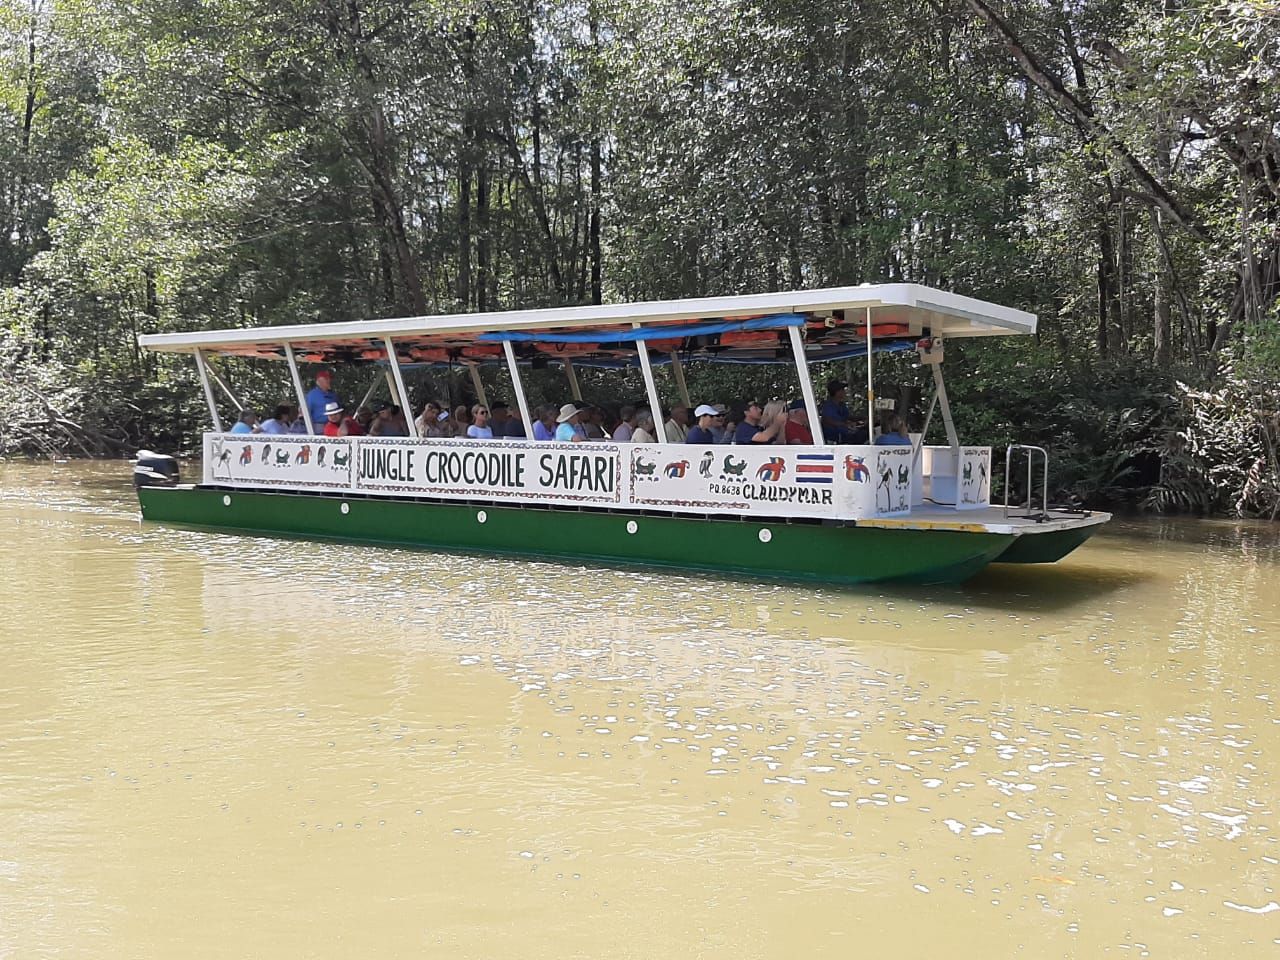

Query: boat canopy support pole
467;362;488;408
563;358;582;401
786;325;822;445
207;364;242;412
931;362;960;450
384;337;418;438
669;352;691;407
282;342;314;434
194;349;223;432
911;387;940;470
503;341;535;440
634;324;665;443
865;306;875;440
356;375;381;413
383;372;397;407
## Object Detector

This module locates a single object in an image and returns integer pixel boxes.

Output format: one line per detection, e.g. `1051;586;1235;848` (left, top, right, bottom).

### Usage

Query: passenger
389;405;411;436
784;399;814;444
321;401;346;437
875;414;912;446
452;404;472;437
305;369;338;433
664;404;690;443
343;405;369;437
733;401;786;444
260;403;296;435
230;409;260;434
632;411;658;444
415;400;441;436
583;404;606;442
719;411;738;443
612;405;637;442
503;406;527;439
467;404;494;439
435;410;452;436
820;379;854;443
370;403;409;437
532;405;557;441
686;404;719;444
708;405;728;443
554;403;587;442
489;402;511;436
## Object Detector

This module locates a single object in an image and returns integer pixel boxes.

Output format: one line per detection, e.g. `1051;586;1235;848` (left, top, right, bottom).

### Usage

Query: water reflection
1;463;1278;958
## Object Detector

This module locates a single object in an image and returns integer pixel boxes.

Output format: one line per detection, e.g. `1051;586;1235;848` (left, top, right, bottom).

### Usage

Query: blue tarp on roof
475;313;807;344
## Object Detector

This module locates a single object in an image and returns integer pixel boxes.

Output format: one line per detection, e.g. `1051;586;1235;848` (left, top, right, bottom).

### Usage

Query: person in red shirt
321;402;346;437
783;399;814;445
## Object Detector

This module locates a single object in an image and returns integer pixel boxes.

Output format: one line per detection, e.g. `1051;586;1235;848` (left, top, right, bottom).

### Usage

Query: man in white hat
554;403;587;442
321;401;347;437
685;404;720;444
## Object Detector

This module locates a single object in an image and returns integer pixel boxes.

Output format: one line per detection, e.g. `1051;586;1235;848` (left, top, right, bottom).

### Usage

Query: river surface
1;462;1279;958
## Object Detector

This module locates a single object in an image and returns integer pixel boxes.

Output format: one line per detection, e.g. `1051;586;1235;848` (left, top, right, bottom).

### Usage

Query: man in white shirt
664;404;690;442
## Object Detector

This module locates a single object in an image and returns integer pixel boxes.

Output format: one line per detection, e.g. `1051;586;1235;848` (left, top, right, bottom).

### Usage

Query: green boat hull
991;522;1101;564
137;486;1015;585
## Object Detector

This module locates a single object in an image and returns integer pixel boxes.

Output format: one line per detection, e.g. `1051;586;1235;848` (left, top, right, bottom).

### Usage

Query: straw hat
556;403;584;423
323;401;344;417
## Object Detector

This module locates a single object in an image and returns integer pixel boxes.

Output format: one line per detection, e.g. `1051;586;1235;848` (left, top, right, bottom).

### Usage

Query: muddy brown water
2;462;1278;958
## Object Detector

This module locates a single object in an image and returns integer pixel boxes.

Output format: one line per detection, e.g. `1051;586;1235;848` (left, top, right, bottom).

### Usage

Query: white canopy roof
137;283;1036;356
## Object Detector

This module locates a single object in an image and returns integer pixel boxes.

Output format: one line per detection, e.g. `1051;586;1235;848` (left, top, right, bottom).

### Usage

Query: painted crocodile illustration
333;449;350;469
722;455;747;477
275;449;291;465
844;455;869;482
698;451;714;478
635;457;657;476
756;457;786;482
295;444;311;465
260;444;272;463
664;460;690;478
317;446;327;468
239;445;254;466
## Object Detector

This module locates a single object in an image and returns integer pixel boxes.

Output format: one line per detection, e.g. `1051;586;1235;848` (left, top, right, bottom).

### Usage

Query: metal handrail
1003;444;1049;519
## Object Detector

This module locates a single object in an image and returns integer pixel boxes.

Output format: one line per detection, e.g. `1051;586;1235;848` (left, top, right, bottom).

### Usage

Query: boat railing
1003;444;1049;519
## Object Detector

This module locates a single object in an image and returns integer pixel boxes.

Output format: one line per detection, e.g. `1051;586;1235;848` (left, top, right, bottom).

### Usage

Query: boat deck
856;504;1111;536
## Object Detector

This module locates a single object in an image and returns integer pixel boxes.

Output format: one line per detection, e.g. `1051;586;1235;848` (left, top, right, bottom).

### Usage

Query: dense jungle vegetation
1;0;1277;515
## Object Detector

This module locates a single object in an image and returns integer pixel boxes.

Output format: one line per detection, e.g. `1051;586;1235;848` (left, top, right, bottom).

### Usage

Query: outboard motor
134;450;179;488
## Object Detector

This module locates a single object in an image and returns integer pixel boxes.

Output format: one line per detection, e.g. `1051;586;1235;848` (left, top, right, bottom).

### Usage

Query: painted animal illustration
332;449;350;469
664;460;690;478
844;455;869;482
698;451;714;478
978;461;988;487
962;461;973;485
876;465;894;511
295;445;312;465
635;457;656;476
897;464;910;486
756;457;786;482
275;449;291;465
317;446;327;468
239;445;254;466
722;455;747;477
260;444;272;463
211;440;232;477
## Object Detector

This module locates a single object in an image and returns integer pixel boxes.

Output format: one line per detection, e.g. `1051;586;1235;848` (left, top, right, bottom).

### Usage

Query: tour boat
132;284;1109;584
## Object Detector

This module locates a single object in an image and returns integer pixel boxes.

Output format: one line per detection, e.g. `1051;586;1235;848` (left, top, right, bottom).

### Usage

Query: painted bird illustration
317;446;327;468
239;445;253;466
978;461;988;487
211;440;232;477
635;457;656;476
844;455;869;482
664;460;690;478
876;465;894;511
698;451;714;478
722;455;747;477
962;461;973;484
756;457;786;482
295;444;311;465
260;444;272;463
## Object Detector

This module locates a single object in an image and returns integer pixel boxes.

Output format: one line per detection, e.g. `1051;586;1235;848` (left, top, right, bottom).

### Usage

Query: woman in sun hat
321;400;347;437
554;402;587;442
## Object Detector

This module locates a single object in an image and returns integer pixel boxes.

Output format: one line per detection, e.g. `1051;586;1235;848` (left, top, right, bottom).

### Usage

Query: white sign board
202;434;914;521
957;447;992;509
